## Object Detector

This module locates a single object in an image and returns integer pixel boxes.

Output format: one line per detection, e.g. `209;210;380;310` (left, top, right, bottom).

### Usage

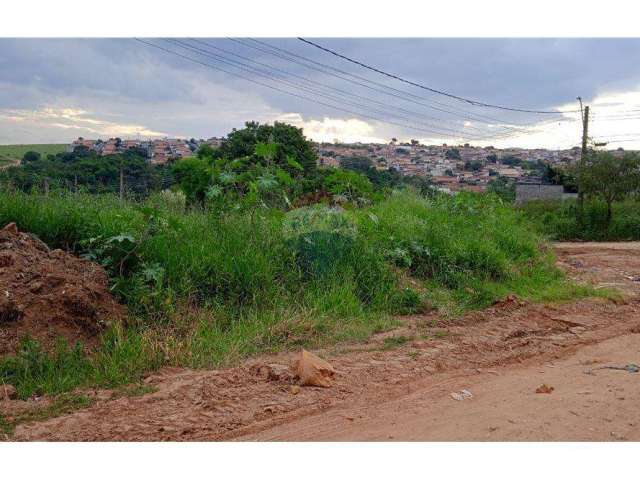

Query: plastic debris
584;363;639;375
450;389;473;401
292;349;336;387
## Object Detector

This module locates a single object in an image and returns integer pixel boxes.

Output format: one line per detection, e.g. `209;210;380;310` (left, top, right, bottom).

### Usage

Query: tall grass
0;189;598;397
520;198;640;241
352;191;593;313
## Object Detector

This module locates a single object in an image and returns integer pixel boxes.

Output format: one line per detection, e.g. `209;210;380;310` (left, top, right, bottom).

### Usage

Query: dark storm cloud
1;37;640;143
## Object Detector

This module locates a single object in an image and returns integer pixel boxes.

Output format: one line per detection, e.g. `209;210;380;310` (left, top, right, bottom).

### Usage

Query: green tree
216;121;317;173
197;144;215;159
576;151;640;226
21;151;41;164
487;176;515;203
323;169;373;203
464;160;482;172
542;164;577;193
445;148;461;160
172;157;212;204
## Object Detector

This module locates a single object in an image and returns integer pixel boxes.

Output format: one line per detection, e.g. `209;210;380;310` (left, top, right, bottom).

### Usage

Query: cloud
2;38;640;148
0;107;168;142
276;113;387;143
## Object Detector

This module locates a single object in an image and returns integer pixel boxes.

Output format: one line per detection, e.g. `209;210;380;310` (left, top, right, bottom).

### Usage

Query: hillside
0;144;67;167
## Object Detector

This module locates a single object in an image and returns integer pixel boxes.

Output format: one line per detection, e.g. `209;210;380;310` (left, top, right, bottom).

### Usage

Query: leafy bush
323;168;374;204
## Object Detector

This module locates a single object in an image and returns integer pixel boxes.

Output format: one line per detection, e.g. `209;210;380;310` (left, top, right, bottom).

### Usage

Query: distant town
68;135;633;195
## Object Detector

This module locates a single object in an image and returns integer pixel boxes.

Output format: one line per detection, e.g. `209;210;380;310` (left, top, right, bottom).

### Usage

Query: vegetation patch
0;122;608;402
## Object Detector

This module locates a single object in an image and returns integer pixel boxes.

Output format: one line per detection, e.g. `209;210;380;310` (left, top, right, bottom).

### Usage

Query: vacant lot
5;242;639;441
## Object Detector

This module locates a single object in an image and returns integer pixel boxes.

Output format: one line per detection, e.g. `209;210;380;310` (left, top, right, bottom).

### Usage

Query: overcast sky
2;38;640;149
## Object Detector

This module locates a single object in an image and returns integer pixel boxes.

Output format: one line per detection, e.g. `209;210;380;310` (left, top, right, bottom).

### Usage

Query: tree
21;151;41;164
487;176;515;203
542;164;577;193
172;157;212;204
196;144;215;159
340;156;402;189
576;151;640;226
501;155;522;167
464;160;482;172
445;148;461;160
323;169;373;203
340;156;373;173
215;121;317;173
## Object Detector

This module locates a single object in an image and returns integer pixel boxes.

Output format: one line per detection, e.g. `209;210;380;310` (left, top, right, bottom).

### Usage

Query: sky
2;38;640;149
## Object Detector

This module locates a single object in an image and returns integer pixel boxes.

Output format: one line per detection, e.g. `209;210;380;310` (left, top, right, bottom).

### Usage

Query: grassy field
0;144;67;166
0;189;606;400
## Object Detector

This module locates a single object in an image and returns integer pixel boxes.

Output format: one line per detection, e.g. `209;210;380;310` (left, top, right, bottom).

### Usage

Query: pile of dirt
0;222;124;354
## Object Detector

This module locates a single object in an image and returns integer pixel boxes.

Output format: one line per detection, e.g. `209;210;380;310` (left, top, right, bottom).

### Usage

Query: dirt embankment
0;222;124;355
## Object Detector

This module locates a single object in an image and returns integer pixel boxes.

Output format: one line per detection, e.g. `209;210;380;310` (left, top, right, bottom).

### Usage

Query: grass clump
353;190;592;314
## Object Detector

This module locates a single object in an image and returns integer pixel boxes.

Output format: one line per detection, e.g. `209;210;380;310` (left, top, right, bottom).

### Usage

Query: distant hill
0;144;67;167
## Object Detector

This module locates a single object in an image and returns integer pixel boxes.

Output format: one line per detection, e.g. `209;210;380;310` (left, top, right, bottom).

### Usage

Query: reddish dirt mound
0;222;124;354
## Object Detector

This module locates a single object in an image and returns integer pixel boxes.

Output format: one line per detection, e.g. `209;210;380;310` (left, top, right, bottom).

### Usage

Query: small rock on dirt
292;349;336;388
535;384;554;394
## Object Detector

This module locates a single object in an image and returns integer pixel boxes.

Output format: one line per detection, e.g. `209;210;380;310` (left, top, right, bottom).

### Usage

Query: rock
292;349;336;388
535;384;554;394
569;326;587;334
289;385;300;395
267;364;291;381
252;363;292;382
0;383;17;400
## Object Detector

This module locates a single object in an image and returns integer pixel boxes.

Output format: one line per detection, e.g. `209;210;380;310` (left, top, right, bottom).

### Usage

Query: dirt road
8;242;640;441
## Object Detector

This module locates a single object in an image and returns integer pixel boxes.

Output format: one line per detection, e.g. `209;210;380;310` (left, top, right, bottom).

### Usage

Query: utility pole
576;97;589;216
581;105;590;159
43;178;49;197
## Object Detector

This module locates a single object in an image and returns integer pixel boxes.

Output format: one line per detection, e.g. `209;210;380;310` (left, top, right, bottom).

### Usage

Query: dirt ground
6;242;640;441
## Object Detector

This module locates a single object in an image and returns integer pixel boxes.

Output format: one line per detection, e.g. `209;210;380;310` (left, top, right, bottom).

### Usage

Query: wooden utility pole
43;178;49;197
577;97;589;216
581;105;590;159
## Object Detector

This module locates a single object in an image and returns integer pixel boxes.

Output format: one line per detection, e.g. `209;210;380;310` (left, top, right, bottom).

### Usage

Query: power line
166;39;491;140
297;37;580;115
188;38;507;138
134;39;492;141
232;38;550;132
